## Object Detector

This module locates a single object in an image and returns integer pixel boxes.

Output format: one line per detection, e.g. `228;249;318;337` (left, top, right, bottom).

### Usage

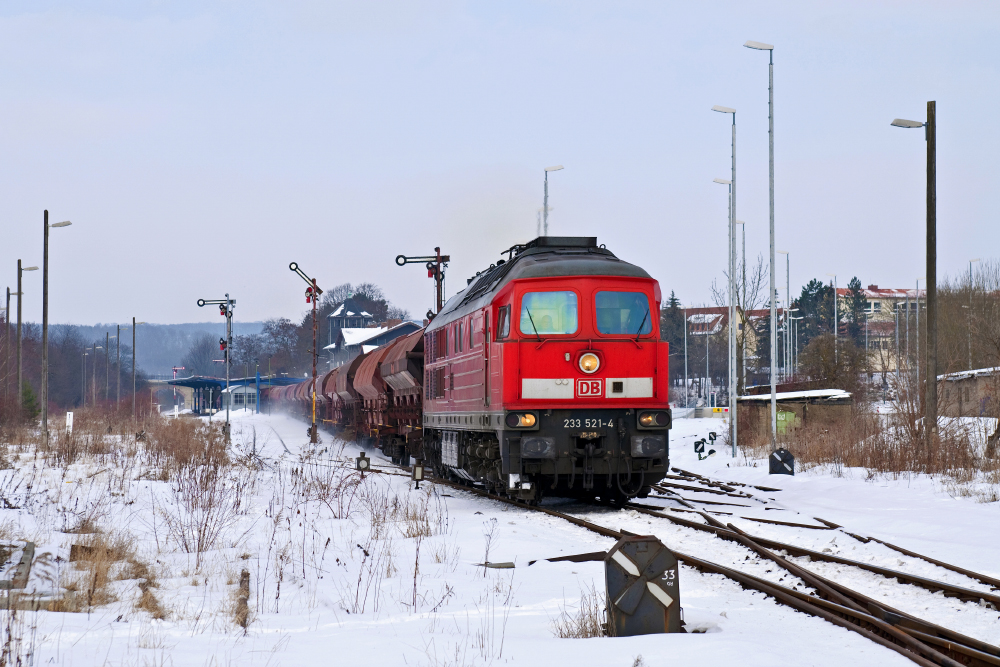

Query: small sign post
65;412;73;437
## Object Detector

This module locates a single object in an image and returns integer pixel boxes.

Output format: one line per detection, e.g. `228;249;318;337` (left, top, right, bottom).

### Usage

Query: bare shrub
0;607;32;667
159;462;244;569
552;583;606;639
147;418;228;472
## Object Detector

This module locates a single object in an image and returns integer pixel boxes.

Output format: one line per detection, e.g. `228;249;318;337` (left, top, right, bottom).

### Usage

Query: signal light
505;412;537;428
219;338;227;351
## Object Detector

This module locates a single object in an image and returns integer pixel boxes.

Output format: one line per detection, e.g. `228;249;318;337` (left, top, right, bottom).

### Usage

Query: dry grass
58;531;162;614
738;386;1000;499
551;583;606;639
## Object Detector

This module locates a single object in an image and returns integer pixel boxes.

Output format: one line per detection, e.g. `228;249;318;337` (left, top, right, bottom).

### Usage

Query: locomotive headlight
638;410;671;429
505;412;537;428
579;353;600;374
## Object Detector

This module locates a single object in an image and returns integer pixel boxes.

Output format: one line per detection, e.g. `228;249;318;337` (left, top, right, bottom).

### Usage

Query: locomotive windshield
596;291;653;335
520;291;578;335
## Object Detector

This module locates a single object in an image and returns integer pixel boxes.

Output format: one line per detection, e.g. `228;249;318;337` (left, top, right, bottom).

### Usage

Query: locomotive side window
435;329;448;359
455;323;462;353
496;306;511;340
520;291;578;336
595;291;653;335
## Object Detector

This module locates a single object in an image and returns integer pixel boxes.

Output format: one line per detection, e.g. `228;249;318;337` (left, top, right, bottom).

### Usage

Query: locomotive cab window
595;291;653;335
496;306;511;340
520;291;578;336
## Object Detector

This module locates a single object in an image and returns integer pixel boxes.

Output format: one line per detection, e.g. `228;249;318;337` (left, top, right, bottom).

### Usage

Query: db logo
576;379;603;397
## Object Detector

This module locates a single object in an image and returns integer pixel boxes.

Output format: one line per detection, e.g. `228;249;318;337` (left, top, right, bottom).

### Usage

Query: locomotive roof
427;236;652;331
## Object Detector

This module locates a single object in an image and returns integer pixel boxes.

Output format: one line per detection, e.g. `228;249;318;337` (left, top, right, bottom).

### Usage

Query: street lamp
744;39;779;456
15;262;38;412
789;316;804;374
777;251;790;379
705;168;736;458
82;351;89;408
122;320;147;421
198;296;234;438
682;305;688;408
289;262;324;444
42;213;72;444
542;166;564;237
0;293;6;403
735;220;746;388
92;344;103;406
826;273;838;363
968;258;980;370
712;104;738;457
2;289;8;403
892;102;937;447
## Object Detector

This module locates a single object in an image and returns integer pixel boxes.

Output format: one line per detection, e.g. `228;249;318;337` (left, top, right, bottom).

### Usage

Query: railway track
427;468;1000;667
257;422;1000;666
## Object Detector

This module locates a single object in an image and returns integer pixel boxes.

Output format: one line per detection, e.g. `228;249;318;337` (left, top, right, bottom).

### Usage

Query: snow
339;327;388;346
938;366;1000;381
0;411;997;666
738;389;851;401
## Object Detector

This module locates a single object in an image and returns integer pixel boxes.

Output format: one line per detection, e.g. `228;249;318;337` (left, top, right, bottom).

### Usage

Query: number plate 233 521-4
563;417;613;429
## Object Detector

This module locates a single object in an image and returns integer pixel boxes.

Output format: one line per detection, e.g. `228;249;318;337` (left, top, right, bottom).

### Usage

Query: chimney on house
867;284;879;291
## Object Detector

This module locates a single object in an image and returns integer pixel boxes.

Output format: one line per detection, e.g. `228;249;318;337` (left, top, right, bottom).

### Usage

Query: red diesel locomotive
421;236;670;503
270;236;671;504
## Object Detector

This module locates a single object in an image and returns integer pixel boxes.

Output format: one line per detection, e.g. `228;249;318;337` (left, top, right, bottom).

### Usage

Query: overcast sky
2;1;998;327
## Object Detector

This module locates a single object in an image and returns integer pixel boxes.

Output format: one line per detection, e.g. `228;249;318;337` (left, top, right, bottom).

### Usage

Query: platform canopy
165;376;305;392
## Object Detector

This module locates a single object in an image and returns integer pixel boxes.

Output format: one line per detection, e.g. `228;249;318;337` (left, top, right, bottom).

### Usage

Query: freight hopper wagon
423;236;671;504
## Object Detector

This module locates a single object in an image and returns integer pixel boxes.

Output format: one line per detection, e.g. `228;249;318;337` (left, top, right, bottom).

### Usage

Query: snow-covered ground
0;410;997;666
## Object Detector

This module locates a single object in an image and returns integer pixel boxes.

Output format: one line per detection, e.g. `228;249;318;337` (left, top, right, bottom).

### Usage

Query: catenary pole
132;317;137;420
16;261;23;411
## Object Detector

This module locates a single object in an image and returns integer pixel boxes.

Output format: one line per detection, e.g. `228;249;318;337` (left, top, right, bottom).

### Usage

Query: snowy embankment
0;410;996;666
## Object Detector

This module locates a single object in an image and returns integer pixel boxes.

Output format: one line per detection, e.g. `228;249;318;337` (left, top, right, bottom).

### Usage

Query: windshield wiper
524;308;544;343
633;308;650;343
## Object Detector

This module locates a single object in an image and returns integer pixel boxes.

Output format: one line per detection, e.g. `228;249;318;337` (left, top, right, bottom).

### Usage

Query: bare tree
711;254;769;393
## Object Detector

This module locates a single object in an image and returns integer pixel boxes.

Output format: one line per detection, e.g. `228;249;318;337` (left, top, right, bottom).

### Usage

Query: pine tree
21;381;39;421
845;277;866;346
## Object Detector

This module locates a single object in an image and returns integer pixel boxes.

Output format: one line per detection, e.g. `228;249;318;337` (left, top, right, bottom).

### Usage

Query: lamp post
777;251;789;379
682;306;688;409
105;333;115;403
92;344;103;406
289;263;324;444
42;213;72;443
712;168;736;455
197;297;233;438
2;289;8;402
826;273;838;364
969;258;980;370
790;316;803;374
892;103;937;447
82;351;89;408
542;166;564;237
744;39;778;455
124;320;147;421
15;261;38;411
735;220;746;389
